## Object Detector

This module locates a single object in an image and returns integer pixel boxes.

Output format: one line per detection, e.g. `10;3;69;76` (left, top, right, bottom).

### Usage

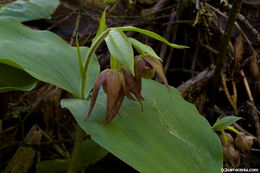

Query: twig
47;11;76;31
247;101;260;139
230;4;260;43
4;125;42;173
0;139;76;151
159;10;176;61
177;67;215;96
233;123;253;136
191;30;200;77
108;0;121;14
82;29;96;46
240;70;254;102
200;41;219;55
37;125;71;159
247;101;260;114
207;2;260;80
162;20;193;25
70;11;81;45
167;68;200;74
221;71;238;115
211;0;242;103
156;8;176;82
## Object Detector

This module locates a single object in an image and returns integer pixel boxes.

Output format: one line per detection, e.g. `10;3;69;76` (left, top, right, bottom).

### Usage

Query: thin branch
211;0;242;103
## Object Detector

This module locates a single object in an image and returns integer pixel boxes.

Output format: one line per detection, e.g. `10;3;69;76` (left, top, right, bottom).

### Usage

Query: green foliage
61;79;223;173
0;63;37;92
128;37;161;60
30;0;60;14
105;29;134;74
0;17;99;98
92;7;108;44
36;139;108;173
120;26;189;49
0;0;59;22
212;116;242;131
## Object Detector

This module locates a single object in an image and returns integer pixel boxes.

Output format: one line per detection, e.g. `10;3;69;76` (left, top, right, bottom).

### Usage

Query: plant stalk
225;126;240;135
221;130;228;146
68;29;110;173
81;29;110;99
67;125;85;173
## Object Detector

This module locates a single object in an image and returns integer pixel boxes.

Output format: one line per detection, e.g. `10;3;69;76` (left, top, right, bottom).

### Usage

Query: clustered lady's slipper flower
134;55;170;92
85;55;170;123
235;133;254;156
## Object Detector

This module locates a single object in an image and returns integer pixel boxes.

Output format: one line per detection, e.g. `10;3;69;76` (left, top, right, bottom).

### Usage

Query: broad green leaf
0;0;59;22
36;139;108;173
105;29;134;74
212;116;242;131
0;17;99;98
0;63;37;92
120;26;189;49
79;139;109;168
30;0;60;14
128;37;161;60
61;79;222;173
0;1;50;22
92;7;108;44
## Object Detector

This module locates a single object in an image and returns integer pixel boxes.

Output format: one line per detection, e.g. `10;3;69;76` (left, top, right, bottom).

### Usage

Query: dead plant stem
211;0;242;103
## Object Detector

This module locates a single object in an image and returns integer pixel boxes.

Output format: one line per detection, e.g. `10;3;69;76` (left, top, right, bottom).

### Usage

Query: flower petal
105;70;125;121
106;90;125;123
134;56;146;85
84;69;108;121
122;68;144;111
144;56;170;92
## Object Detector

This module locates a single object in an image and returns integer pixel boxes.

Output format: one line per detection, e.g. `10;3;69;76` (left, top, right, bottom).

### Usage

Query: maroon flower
85;68;142;123
134;55;170;92
85;55;170;123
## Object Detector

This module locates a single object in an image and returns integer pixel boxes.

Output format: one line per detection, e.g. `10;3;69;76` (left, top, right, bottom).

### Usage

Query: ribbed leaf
128;37;161;60
0;17;99;98
120;26;189;49
0;0;59;22
212;116;242;131
30;0;60;14
0;63;37;92
105;29;134;74
61;79;222;173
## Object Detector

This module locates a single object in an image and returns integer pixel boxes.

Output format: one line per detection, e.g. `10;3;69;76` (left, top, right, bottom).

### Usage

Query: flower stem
68;29;110;173
221;130;228;146
67;125;85;173
81;29;110;99
225;126;240;135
